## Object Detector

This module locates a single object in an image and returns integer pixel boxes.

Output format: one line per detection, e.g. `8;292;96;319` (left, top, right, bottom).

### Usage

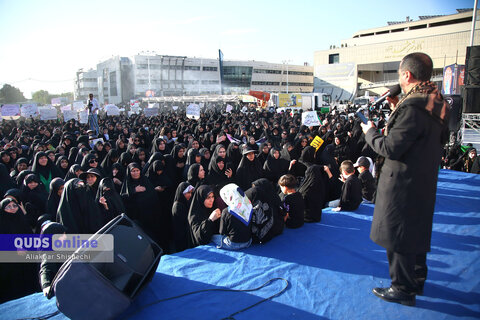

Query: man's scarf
386;81;450;136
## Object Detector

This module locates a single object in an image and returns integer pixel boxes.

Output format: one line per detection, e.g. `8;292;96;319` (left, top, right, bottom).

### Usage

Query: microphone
370;84;401;109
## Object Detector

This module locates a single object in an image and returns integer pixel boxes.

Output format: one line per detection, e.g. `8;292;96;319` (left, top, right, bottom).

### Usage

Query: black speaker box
444;95;463;131
465;46;480;86
50;214;163;320
463;86;480;114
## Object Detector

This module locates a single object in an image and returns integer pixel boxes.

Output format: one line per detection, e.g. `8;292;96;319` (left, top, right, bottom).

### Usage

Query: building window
185;66;201;71
110;71;117;96
251;81;280;86
329;54;339;64
283;71;314;76
202;66;218;71
253;69;282;74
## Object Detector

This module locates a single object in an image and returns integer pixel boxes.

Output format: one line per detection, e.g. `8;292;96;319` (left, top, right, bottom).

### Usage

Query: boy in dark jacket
354;156;376;202
331;160;362;212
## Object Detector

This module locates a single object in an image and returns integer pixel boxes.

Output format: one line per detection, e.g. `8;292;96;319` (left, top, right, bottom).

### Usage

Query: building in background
75;54;313;104
74;69;97;102
313;9;479;101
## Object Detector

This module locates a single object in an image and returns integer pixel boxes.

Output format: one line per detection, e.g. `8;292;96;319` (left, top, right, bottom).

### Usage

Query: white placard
21;104;38;118
60;104;72;111
301;111;321;127
1;104;20;117
226;104;233;113
199;102;205;109
172;106;179;111
73;101;85;111
79;110;88;124
131;105;141;114
186;104;200;120
105;104;120;116
144;107;159;117
39;108;58;121
63;110;77;121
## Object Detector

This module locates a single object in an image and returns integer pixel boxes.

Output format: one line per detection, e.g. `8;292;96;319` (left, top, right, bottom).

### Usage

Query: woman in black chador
235;147;264;192
96;177;126;225
121;162;164;249
263;147;289;186
298;165;326;223
187;185;221;248
46;177;65;218
31;151;61;193
171;182;194;252
21;173;48;230
56;178;104;234
0;198;40;303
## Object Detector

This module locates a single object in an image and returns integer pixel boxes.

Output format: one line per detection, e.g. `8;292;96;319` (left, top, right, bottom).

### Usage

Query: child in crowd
354;156;376;203
278;174;305;228
326;160;362;212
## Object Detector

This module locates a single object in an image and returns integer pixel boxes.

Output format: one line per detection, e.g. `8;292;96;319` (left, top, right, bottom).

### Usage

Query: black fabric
31;151;61;193
365;89;447;253
21;173;48;230
56;178;104;234
280;192;305;229
64;164;82;182
120;162;163;248
219;207;251;243
358;170;376;202
339;174;362;211
46;177;65;217
171;182;193;252
245;178;284;243
95;177;125;224
263;148;289;184
298;165;326;222
0;163;16;196
187;185;219;247
0;198;40;303
235;153;264;191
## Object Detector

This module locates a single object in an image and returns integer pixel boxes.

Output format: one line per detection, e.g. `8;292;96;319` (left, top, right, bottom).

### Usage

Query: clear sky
0;0;474;98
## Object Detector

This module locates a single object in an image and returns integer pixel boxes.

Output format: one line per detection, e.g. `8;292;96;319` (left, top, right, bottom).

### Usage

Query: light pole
282;60;292;94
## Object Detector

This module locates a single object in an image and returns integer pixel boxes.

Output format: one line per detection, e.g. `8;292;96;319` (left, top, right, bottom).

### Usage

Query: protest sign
21;104;38;118
79;110;88;124
63;110;77;122
144;107;159;117
60;105;72;112
1;104;20;117
226;104;233;113
105;104;120;116
302;111;321;127
186;104;200;120
172;106;179;111
73;101;85;111
39;108;58;121
310;136;324;151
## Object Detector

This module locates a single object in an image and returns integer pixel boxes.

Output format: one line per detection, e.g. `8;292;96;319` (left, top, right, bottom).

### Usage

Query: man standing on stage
361;52;450;306
86;93;100;137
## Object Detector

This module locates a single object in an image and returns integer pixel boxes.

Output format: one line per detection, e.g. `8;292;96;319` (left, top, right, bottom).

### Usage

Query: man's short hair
340;160;355;174
400;52;433;81
278;174;297;189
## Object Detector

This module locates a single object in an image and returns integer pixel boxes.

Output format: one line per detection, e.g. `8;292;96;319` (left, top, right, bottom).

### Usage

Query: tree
0;84;26;104
32;90;50;105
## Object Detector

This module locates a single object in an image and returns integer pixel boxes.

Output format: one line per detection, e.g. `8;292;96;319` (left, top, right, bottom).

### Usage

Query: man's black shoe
372;287;416;306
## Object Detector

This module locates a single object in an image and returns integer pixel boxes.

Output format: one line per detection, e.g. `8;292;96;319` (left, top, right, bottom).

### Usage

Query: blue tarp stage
1;169;480;319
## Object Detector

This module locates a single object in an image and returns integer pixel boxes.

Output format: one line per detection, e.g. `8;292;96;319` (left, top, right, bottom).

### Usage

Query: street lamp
282;60;292;94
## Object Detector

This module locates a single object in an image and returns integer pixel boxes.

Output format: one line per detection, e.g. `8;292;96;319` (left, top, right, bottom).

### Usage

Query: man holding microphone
361;52;450;306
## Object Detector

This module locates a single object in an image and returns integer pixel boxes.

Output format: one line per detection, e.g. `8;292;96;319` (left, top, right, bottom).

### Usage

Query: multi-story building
74;69;97;102
76;54;313;104
313;9;480;101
